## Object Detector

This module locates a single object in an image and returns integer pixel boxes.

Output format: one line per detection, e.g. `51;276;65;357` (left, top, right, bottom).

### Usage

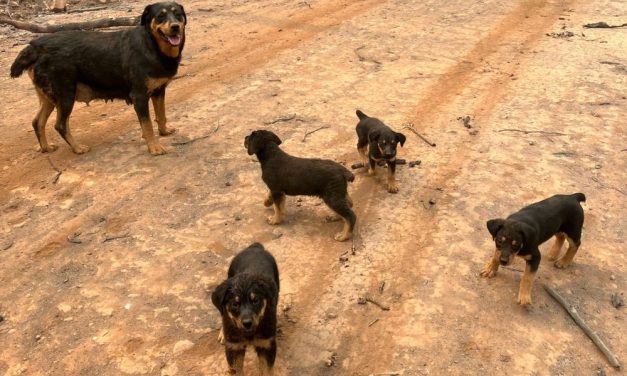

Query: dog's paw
387;183;399;193
217;327;224;344
334;232;350;242
159;126;177;136
148;143;167;155
479;264;497;278
553;259;571;269
517;292;532;305
367;168;376;176
37;143;58;153
72;144;91;154
267;216;282;225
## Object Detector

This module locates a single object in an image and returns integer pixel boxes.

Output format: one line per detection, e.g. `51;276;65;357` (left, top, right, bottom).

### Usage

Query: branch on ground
0;16;139;33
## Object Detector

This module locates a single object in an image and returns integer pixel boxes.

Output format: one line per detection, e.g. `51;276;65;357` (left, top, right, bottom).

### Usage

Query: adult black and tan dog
9;2;186;155
355;110;406;193
245;130;356;241
212;243;279;375
480;193;586;305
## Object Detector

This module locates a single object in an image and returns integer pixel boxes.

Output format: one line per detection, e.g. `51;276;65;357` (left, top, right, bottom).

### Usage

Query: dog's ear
179;4;187;24
368;129;381;143
396;132;406;147
211;279;231;314
256;278;279;308
516;222;536;249
486;218;506;240
246;133;262;155
268;132;282;146
140;4;153;26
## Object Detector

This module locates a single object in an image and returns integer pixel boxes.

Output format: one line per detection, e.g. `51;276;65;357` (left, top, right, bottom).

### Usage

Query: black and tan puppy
212;243;279;375
245;130;356;241
9;2;186;155
480;193;586;305
355;110;406;193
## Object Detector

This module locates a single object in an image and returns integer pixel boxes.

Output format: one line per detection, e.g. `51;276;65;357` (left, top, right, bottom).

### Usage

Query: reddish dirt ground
0;0;625;375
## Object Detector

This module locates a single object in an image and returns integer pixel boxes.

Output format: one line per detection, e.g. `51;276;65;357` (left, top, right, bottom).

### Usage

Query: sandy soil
0;0;625;375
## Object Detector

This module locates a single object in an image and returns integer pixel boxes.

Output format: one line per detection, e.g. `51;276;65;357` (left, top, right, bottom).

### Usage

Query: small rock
0;314;4;323
35;334;42;341
610;275;615;280
529;141;535;146
234;214;242;221
611;293;623;309
469;129;478;135
339;254;349;262
124;303;132;310
597;368;606;376
428;199;436;205
408;160;422;168
173;340;194;354
57;303;72;313
272;229;283;239
1;239;13;251
595;164;602;169
225;181;232;187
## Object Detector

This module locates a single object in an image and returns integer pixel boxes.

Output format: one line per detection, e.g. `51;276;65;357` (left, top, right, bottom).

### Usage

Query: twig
502;266;523;273
354;45;381;65
103;233;130;242
358;295;390;311
301;126;329;142
543;284;621;369
47;156;62;184
371;371;404;376
591;176;627;196
0;16;138;32
378;281;385;294
263;114;297;125
67;6;107;14
402;123;436;147
172;123;220;146
496;128;566;136
584;22;627;29
368;318;379;327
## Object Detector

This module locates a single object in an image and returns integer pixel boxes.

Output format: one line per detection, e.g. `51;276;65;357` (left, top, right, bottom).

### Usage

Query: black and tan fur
9;2;186;155
245;130;356;241
355;110;406;193
212;243;279;376
480;193;586;305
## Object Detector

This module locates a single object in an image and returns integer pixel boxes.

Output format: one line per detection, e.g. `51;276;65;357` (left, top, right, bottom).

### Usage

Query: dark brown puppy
9;2;186;155
245;130;356;241
480;193;586;305
355;110;406;193
212;243;279;375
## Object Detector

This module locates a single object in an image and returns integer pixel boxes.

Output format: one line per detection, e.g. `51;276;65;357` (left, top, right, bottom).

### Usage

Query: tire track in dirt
293;0;579;373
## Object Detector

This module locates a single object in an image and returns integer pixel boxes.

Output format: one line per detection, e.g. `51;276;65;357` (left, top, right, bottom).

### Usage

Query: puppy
355;110;406;193
212;243;279;375
245;130;356;241
10;2;186;155
480;193;586;305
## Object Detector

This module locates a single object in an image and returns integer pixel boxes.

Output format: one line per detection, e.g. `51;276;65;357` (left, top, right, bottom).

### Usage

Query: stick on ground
0;16;139;33
47;156;62;184
402;123;436;147
543;284;621;369
302;126;328;142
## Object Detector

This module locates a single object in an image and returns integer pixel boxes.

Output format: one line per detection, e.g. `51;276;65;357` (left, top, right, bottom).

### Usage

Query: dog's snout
170;24;180;33
499;252;510;265
242;318;253;329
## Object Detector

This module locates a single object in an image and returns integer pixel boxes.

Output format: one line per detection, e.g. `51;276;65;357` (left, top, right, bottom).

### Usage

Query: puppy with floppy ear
355;110;406;193
480;193;586;305
245;129;357;241
212;243;279;375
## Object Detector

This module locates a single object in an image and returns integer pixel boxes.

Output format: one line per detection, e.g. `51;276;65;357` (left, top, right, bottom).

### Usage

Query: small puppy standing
480;193;586;305
355;110;406;193
10;2;186;155
212;243;279;375
245;130;356;241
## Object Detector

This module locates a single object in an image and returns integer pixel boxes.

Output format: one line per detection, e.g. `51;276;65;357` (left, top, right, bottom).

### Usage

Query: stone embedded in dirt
57;303;72;313
173;340;195;354
351;162;364;170
0;314;4;323
408;160;422;168
272;229;283;239
610;293;623;309
429;199;436;205
225;181;231;187
1;239;13;251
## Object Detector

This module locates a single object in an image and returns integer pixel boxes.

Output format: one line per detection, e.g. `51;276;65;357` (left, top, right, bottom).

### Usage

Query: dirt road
0;0;625;375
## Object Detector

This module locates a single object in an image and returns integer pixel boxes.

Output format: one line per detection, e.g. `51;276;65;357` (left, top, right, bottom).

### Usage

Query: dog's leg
267;193;285;225
217;327;224;344
357;144;369;166
346;194;353;208
133;92;166;155
517;254;539;305
324;195;356;242
554;235;580;268
548;232;566;261
32;90;57;153
54;95;90;154
479;249;501;278
225;347;245;375
151;89;176;136
264;190;273;207
386;160;398;193
368;156;377;176
255;338;276;376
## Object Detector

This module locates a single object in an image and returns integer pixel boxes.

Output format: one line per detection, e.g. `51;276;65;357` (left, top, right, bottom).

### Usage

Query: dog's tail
343;169;355;183
10;44;37;78
356;109;368;120
572;192;586;202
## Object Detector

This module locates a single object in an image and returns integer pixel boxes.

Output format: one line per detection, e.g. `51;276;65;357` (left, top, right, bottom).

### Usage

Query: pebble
57;303;72;313
610;275;615;281
272;229;283;239
173;340;194;354
1;239;13;251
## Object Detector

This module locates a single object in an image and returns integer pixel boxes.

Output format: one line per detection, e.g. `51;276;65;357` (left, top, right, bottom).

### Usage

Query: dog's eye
250;295;259;304
231;301;240;309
